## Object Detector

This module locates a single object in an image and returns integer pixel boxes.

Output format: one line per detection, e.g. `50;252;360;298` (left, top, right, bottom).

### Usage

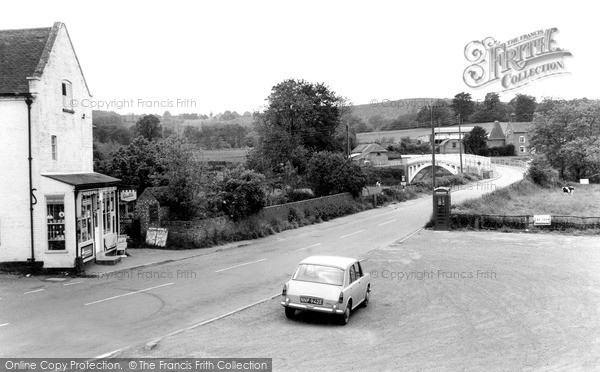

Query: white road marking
146;293;281;348
64;281;84;286
215;258;267;273
294;243;321;251
95;347;129;359
24;289;45;295
84;283;174;306
0;323;9;327
399;228;423;243
378;219;397;226
339;230;365;239
46;278;67;282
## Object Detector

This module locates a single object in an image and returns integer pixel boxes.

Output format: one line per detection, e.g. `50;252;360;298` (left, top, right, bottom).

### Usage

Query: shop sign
120;190;137;202
81;243;94;259
146;227;169;247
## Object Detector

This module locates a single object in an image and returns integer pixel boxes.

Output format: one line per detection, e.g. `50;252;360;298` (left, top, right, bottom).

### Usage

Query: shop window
62;81;74;113
78;194;93;243
46;196;65;251
51;135;57;160
103;190;117;235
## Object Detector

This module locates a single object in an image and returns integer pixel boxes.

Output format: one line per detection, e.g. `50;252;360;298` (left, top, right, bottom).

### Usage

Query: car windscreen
292;264;344;286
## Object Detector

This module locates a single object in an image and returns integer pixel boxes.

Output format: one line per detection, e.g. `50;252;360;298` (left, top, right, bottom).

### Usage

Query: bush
526;157;553;187
362;167;405;185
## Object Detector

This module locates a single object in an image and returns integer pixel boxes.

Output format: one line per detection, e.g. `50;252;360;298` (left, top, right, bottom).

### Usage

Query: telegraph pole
458;112;463;173
346;123;350;159
430;103;436;189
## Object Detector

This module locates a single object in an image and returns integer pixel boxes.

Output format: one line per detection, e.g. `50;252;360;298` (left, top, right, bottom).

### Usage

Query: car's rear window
292;264;344;286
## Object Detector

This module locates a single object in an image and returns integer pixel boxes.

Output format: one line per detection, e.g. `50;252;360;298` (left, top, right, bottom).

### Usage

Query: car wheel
285;307;295;319
362;285;370;308
340;301;351;325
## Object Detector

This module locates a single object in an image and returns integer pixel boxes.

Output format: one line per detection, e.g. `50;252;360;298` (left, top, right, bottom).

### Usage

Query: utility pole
430;103;436;189
458;112;463;173
346;123;350;159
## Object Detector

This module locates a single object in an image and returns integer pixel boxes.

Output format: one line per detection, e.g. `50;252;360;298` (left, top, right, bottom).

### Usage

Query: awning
42;172;120;191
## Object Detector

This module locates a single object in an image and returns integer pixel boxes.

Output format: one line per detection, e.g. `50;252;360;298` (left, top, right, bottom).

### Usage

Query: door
93;195;103;254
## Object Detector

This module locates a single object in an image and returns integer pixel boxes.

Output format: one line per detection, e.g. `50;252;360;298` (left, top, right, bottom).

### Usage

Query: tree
416;102;455;126
151;135;205;219
463;126;488;155
133;115;163;141
305;151;367;197
451;92;475;123
103;137;159;192
251;79;345;176
510;94;537;122
471;92;508;122
215;167;267;221
530;99;600;180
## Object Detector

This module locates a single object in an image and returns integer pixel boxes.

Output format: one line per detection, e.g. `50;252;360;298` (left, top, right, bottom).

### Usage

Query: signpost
146;227;169;247
533;215;551;226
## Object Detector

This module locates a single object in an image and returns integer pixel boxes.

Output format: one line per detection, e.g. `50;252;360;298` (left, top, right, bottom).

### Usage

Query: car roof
299;255;357;269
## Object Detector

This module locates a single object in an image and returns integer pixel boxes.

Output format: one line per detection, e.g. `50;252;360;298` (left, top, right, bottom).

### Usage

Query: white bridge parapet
402;154;492;183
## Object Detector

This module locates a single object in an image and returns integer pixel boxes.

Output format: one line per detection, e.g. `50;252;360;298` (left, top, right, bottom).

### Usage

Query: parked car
281;255;371;325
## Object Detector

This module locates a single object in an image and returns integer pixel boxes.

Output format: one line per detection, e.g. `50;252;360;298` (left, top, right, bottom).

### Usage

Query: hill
350;98;449;123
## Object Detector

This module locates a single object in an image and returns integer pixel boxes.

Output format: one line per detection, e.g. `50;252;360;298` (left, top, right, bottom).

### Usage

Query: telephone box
433;187;451;230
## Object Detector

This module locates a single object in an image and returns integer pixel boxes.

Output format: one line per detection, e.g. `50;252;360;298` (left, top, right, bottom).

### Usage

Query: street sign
533;215;551;226
580;179;589;184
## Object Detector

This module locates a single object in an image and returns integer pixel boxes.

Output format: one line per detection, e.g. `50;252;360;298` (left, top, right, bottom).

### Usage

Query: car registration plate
300;296;323;305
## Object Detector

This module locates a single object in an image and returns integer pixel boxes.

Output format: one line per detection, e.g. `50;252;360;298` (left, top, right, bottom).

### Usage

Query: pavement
82;240;252;278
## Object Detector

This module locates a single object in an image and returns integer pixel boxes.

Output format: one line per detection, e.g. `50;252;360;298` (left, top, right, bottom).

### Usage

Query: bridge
387;154;493;183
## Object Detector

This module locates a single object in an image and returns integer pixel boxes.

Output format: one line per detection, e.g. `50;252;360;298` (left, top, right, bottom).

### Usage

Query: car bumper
281;299;344;314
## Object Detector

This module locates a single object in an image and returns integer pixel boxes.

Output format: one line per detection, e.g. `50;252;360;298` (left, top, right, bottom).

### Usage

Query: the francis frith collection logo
463;27;572;91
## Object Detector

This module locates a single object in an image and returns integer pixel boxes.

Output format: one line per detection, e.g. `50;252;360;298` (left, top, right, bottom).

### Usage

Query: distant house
134;187;171;236
505;122;532;155
418;127;473;144
438;139;462;154
350;144;388;166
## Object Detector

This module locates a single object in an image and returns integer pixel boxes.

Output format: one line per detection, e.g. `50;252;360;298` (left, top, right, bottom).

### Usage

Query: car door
354;261;368;301
347;263;359;310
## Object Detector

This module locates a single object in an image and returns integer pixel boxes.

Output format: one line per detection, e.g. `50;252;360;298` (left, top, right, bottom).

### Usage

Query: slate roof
43;172;121;191
507;122;531;133
0;22;90;95
351;143;387;155
142;186;171;205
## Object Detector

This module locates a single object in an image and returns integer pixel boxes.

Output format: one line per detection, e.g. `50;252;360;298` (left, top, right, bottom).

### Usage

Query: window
520;146;526;153
46;196;65;251
354;262;363;278
78;194;93;243
62;81;74;113
349;265;357;283
292;264;344;286
103;190;117;235
452;142;457;148
51;135;57;160
519;136;526;143
149;204;159;224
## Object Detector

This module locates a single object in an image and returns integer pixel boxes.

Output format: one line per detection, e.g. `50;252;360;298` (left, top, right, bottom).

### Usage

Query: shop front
41;173;120;268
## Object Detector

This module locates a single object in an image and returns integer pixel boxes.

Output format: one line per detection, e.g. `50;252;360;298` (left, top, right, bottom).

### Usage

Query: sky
1;0;597;115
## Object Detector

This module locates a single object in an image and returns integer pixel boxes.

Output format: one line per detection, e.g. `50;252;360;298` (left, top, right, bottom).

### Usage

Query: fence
491;157;528;168
451;212;600;231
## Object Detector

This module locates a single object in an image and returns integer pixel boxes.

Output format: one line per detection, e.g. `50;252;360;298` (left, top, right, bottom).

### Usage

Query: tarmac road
0;166;524;358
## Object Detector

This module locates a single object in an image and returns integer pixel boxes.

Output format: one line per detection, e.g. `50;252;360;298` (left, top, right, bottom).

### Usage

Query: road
0;166;524;358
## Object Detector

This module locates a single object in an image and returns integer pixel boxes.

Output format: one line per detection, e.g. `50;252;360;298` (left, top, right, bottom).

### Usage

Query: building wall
367;152;389;166
0;24;93;266
0;99;34;263
506;132;530;155
487;138;506;148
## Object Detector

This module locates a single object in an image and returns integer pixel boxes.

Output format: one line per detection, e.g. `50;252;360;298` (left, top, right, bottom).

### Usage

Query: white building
0;22;120;269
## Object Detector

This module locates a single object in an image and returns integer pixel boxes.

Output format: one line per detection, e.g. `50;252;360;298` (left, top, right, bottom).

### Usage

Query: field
198;147;250;163
351;98;445;122
455;179;600;217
